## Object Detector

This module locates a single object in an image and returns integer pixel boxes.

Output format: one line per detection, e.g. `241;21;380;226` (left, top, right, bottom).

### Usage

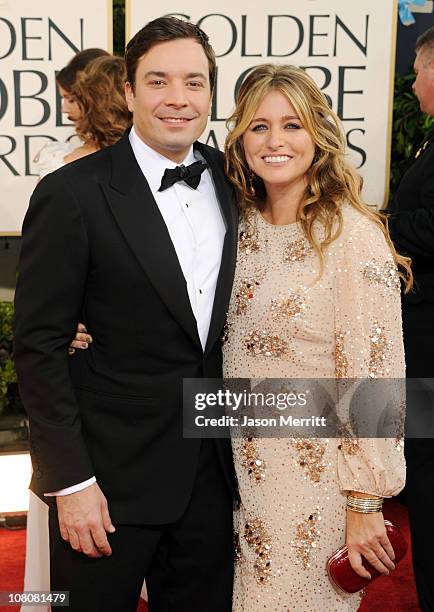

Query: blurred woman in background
34;48;109;178
36;54;131;178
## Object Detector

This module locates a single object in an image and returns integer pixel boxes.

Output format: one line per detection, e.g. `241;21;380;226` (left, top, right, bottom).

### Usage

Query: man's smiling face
125;38;212;163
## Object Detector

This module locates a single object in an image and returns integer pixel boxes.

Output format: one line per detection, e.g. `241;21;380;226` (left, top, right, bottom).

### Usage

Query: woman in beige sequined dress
223;65;412;611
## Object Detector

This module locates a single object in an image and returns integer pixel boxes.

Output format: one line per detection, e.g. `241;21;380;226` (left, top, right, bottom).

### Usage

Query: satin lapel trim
195;144;239;355
102;138;202;350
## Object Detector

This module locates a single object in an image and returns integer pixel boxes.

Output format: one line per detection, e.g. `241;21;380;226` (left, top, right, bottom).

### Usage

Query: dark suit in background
389;131;434;611
14;133;238;611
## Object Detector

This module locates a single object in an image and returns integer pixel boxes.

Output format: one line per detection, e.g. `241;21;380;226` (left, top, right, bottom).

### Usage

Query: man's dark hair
416;26;434;56
56;48;110;91
125;16;216;92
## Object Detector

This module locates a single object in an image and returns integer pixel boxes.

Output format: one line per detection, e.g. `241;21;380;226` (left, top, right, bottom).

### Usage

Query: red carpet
0;528;26;612
0;501;420;611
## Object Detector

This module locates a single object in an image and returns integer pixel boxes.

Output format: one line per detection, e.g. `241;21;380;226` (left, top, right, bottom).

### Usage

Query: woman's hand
346;509;396;579
68;323;93;355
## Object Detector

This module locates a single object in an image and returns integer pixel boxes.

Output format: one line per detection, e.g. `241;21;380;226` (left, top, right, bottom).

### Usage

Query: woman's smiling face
242;89;315;194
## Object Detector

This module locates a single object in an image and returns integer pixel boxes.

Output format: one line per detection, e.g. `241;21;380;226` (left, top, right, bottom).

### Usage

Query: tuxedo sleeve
14;172;94;494
388;160;434;258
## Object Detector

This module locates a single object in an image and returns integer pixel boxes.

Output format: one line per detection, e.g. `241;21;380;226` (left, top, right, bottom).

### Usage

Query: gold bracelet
347;504;383;514
347;497;383;506
346;494;383;514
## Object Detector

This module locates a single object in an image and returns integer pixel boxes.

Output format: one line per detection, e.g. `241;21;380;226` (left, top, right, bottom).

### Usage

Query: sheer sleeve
34;141;74;179
332;211;406;497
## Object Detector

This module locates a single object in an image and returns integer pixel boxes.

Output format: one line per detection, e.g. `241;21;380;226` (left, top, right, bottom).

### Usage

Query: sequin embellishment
234;532;241;563
283;238;312;263
244;519;272;583
270;291;306;321
337;422;360;455
291;439;327;483
245;329;290;358
291;510;321;569
363;260;400;291
221;318;232;345
369;322;391;377
395;436;405;451
236;279;261;315
241;437;266;481
334;330;349;378
239;229;261;254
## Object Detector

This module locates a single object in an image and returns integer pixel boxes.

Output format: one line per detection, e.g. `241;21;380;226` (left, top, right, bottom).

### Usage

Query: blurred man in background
388;25;434;612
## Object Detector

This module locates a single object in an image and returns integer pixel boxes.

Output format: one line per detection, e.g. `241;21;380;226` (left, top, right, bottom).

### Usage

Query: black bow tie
158;161;208;191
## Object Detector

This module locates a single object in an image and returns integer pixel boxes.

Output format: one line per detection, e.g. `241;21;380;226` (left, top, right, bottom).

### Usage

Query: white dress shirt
47;126;226;496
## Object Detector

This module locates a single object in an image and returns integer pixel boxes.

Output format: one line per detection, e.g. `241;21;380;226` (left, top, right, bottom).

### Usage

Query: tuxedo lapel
195;143;239;355
102;133;202;349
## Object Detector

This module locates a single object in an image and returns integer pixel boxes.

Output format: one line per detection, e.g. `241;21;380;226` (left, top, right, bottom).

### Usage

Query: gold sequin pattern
369;321;392;377
334;330;349;378
235;279;261;315
283;238;312;263
291;510;321;569
337;422;360;456
244;519;272;584
239;229;261;254
363;259;400;291
270;291;306;321
245;329;290;358
221;317;232;345
395;436;404;451
291;439;327;483
241;437;266;482
234;532;241;563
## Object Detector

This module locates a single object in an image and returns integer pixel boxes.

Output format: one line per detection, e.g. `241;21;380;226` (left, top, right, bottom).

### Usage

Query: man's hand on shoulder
56;482;115;558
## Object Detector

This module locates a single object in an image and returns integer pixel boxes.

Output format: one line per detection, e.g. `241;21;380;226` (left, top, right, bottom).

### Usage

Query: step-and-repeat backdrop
127;0;397;210
1;1;397;234
0;0;112;235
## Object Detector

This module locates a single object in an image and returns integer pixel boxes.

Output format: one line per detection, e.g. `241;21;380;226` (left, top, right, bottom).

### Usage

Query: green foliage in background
0;301;20;417
390;71;434;203
113;0;125;57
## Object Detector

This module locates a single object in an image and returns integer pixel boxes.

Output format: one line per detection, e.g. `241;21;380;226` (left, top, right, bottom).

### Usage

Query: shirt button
199;289;203;295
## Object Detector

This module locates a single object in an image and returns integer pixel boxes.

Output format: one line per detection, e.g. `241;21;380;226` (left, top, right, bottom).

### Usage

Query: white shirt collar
129;125;197;194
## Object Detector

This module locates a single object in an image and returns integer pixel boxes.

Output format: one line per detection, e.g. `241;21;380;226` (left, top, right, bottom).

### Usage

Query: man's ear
125;81;135;113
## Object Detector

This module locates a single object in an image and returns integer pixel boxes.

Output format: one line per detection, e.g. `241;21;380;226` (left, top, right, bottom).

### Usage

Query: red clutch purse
327;520;408;594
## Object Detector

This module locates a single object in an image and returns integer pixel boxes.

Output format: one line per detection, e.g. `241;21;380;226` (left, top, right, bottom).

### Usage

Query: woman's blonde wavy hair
72;55;132;149
225;64;412;291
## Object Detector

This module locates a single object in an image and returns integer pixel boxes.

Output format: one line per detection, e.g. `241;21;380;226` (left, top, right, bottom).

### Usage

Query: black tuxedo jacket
14;133;239;524
389;132;434;305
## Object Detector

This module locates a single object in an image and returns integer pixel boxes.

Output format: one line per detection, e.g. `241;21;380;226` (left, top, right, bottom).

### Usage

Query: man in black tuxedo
14;17;238;612
388;26;434;612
